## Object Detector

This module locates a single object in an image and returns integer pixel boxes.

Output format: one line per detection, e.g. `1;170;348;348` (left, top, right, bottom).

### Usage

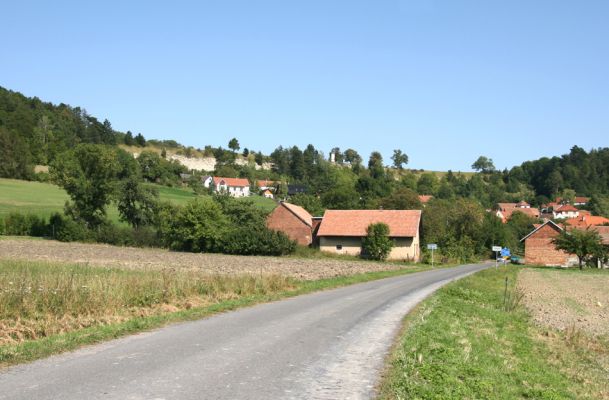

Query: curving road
0;262;490;400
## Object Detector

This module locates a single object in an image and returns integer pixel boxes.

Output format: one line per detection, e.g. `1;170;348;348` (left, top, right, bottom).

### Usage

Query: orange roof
575;196;589;203
280;202;313;227
516;200;530;207
565;215;609;228
317;210;421;237
213;177;250;187
257;180;277;187
418;195;433;203
555;204;578;212
497;204;540;222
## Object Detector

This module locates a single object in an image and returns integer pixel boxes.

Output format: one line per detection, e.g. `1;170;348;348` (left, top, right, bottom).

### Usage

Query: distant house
565;215;609;229
521;220;577;267
203;176;250;197
288;184;307;196
316;210;421;261
262;189;274;199
266;201;315;246
574;196;590;206
257;180;277;191
553;204;579;219
495;202;540;223
418;195;433;205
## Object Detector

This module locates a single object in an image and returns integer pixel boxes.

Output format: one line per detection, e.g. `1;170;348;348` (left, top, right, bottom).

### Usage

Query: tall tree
391;149;408;169
368;151;384;179
472;156;495;173
134;133;146;147
50;144;120;227
228;138;240;153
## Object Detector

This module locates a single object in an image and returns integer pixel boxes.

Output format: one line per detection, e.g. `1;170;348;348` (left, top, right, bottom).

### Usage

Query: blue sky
1;1;607;171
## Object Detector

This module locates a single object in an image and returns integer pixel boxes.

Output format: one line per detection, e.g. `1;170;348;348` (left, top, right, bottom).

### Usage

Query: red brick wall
524;224;571;266
266;205;312;246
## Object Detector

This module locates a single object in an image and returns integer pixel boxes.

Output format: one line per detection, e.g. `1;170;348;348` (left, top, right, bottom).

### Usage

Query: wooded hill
1;85;609;209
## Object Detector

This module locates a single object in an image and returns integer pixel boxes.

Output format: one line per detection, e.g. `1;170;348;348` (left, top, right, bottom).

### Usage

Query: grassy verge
378;266;606;399
0;259;439;368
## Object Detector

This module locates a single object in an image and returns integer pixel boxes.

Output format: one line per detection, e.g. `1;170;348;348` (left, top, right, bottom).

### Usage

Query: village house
257;180;277;191
565;214;609;229
287;184;307;196
262;189;274;199
521;220;577;267
552;204;579;219
266;202;316;246
495;201;540;223
418;195;433;205
316;209;421;261
202;176;250;197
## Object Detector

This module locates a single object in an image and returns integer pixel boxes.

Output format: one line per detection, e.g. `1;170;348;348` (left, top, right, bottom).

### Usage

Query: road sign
492;246;502;252
501;248;511;257
427;244;438;250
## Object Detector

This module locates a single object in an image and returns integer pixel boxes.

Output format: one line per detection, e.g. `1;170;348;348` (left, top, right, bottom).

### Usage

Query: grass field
0;259;434;368
0;178;277;221
379;266;608;399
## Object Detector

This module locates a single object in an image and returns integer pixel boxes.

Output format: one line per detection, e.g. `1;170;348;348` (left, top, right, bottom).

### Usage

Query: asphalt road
0;262;490;400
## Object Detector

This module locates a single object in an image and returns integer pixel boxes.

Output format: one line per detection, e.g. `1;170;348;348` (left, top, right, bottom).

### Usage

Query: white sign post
492;246;502;269
427;244;438;268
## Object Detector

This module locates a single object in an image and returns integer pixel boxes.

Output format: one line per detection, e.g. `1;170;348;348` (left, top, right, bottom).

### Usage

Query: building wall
524;224;574;266
266;205;312;246
319;235;420;261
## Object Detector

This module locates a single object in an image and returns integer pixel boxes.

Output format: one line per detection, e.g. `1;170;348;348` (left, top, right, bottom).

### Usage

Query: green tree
228;138;240;153
289;146;305;180
117;176;159;229
134;133;146;147
472;156;495;173
124;131;135;146
380;188;422;210
162;198;230;252
343;148;362;166
0;127;33;179
290;194;325;216
50;144;120;227
362;223;394;261
552;228;606;270
391;149;408;169
589;194;609;217
368;151;385;179
417;173;439;195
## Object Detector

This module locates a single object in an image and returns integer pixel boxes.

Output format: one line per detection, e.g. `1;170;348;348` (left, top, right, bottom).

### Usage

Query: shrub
49;213;90;242
222;228;296;256
2;213;48;236
361;223;393;261
93;222;135;246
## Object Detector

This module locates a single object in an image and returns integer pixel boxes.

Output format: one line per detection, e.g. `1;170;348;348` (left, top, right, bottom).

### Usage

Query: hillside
0;178;277;222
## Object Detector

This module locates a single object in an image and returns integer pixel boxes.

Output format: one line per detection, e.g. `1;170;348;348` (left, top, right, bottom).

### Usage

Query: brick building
521;221;576;266
266;202;315;246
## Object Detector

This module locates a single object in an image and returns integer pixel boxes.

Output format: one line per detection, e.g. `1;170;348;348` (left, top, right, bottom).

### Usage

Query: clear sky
1;1;607;171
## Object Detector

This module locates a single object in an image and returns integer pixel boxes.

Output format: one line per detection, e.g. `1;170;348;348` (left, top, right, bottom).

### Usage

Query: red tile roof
213;177;250;187
575;196;590;203
565;215;609;228
418;195;433;203
317;210;421;237
257;180;277;188
592;226;609;245
281;202;313;227
555;204;578;212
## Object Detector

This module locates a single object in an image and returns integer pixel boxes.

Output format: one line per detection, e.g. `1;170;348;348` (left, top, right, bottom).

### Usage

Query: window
336;245;342;250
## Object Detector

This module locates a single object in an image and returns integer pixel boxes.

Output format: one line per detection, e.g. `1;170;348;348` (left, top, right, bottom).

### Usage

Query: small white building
553;204;579;219
203;176;250;197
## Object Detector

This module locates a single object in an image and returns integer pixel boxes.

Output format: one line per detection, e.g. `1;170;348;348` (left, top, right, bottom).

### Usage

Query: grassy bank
0;178;277;221
0;259;434;368
378;266;607;399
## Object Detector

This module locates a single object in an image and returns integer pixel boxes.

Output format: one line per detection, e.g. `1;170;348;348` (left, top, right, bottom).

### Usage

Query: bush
93;222;135;246
2;213;48;236
222;228;296;256
49;213;90;242
361;223;393;261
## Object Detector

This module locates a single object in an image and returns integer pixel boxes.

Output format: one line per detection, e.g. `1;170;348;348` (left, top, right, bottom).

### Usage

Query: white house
203;176;250;197
553;204;579;219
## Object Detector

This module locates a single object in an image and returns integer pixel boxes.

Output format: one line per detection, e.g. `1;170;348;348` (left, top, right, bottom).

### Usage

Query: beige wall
319;235;420;262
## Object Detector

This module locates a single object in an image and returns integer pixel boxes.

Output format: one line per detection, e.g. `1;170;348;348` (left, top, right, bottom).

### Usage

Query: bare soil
0;238;411;280
518;268;609;336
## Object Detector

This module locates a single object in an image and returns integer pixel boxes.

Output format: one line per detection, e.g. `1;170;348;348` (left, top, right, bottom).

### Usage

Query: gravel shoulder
0;238;413;280
518;268;609;336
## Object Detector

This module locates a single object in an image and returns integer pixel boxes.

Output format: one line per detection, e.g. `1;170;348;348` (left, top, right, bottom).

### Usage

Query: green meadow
0;178;276;222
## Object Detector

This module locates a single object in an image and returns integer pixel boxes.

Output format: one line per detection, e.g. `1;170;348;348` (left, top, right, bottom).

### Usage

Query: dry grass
0;260;295;346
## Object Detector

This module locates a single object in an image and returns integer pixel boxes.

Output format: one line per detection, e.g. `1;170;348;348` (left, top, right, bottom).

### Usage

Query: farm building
266;201;315;246
521;221;577;267
316;209;421;261
495;201;540;223
203;176;250;197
